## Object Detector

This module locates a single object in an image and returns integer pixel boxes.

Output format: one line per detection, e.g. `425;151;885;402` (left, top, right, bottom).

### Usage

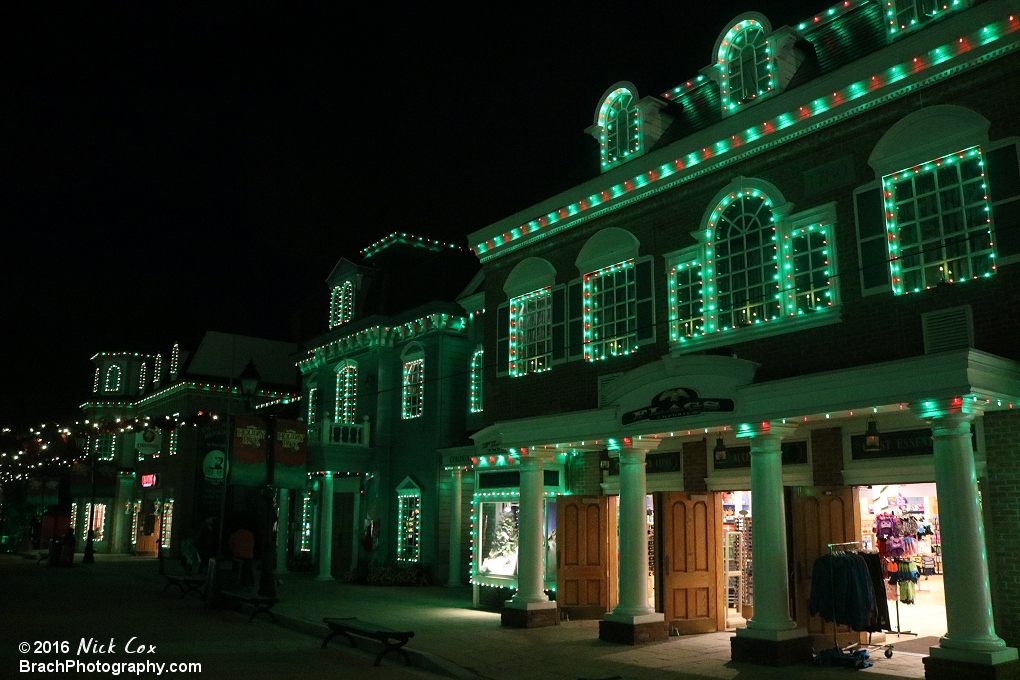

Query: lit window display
473;495;558;588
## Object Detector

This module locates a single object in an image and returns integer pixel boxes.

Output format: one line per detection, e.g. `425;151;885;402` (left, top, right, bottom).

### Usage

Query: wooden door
790;486;861;649
661;492;722;634
557;495;612;619
331;492;354;576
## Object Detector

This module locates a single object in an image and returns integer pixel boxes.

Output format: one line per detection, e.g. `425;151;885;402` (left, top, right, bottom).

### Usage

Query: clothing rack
885;557;918;638
826;542;894;660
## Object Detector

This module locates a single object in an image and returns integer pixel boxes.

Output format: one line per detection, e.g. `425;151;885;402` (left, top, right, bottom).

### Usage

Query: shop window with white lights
884;147;995;294
887;0;968;38
719;20;772;113
469;347;484;413
95;433;116;461
83;503;106;542
160;499;174;549
103;365;122;393
396;478;421;563
401;349;424;419
509;288;553;375
329;281;355;329
334;362;357;423
597;87;642;170
669;182;837;346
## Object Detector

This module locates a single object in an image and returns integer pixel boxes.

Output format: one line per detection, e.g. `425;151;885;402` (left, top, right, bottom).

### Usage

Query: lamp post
239;360;277;600
79;434;97;565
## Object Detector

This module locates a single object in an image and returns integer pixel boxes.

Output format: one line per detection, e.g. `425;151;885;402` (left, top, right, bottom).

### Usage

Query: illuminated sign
140;474;159;488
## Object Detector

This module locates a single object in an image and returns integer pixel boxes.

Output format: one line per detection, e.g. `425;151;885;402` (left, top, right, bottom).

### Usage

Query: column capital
735;421;799;440
912;397;982;421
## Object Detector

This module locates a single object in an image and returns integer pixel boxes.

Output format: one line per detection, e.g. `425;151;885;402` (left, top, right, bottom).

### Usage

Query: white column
606;446;662;624
316;473;334;581
506;455;553;609
447;467;463;587
926;410;1018;666
275;487;290;574
736;424;803;642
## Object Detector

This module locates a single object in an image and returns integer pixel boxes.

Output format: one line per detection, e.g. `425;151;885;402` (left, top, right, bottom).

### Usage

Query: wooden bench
221;590;279;623
322;617;415;666
162;574;206;599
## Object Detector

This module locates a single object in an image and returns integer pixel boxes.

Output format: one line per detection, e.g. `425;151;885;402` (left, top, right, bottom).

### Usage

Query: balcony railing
307;416;371;448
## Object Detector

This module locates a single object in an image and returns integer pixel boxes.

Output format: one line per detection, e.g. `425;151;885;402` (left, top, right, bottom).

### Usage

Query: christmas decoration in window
509;288;552;376
401;357;424;419
396;477;421;563
335;362;357;423
329;281;355;329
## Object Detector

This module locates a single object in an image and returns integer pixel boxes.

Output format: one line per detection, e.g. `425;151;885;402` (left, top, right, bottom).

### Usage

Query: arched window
668;178;837;345
712;191;780;328
718;19;772;112
103;365;122;393
597;87;642;170
401;347;424;420
307;386;318;425
334;361;357;423
93;367;101;393
138;363;147;394
888;0;968;37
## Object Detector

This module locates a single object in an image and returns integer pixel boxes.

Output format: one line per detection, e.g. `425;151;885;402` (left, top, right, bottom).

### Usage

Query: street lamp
238;360;277;599
78;434;96;565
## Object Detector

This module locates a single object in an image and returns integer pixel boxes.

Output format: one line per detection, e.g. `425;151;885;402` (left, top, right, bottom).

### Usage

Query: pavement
22;553;931;679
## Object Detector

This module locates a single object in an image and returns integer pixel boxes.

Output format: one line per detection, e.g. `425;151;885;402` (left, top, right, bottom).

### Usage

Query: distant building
79;332;301;560
468;0;1020;675
298;233;481;583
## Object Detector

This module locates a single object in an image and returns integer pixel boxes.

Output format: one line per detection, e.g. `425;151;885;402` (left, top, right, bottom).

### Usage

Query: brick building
466;1;1020;676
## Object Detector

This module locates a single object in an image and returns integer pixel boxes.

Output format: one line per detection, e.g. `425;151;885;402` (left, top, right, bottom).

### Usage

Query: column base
731;628;813;666
315;574;334;582
501;601;558;628
924;655;1020;680
598;616;667;645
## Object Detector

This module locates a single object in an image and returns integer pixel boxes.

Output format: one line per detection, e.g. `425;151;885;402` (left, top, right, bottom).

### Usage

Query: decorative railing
307;416;370;448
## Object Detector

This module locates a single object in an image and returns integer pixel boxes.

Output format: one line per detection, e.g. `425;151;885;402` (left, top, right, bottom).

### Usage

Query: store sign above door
140;473;159;488
622;387;734;425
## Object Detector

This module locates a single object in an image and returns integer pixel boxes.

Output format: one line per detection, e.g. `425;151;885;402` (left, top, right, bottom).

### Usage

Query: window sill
670;307;841;355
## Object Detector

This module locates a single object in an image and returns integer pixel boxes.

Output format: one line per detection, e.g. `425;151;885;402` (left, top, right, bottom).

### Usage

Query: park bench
321;617;415;667
162;573;206;598
221;590;278;622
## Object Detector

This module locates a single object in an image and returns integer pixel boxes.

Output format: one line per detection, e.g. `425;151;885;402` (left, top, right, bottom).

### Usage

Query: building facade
79;332;301;563
298;234;481;584
467;1;1020;676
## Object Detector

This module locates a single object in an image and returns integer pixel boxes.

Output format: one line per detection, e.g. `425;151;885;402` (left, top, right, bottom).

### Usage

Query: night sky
3;1;834;428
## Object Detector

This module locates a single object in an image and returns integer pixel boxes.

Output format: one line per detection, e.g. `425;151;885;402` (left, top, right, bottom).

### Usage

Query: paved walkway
264;569;929;679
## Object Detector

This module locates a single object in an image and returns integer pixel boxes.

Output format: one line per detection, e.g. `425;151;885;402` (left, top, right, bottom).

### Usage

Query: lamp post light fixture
238;359;278;600
863;418;882;452
713;437;728;462
79;434;97;565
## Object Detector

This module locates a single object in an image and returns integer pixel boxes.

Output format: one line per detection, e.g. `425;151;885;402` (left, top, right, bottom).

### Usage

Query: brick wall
981;409;1020;647
480;51;1020;425
810;428;843;487
567;451;603;496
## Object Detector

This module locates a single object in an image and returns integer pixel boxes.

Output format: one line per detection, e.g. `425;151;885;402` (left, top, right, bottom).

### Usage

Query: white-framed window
329;281;355;328
884;146;994;294
509;288;553;375
584;261;637;360
669;181;837;345
103;365;122;392
160;499;174;549
83;503;106;542
887;0;968;37
137;363;147;394
95;433;117;461
598;87;641;170
334;362;357;423
719;20;772;113
469;347;484;413
401;351;424;420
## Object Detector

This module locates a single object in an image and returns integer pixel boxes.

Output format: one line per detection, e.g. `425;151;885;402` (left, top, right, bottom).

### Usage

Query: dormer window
329;281;355;328
720;20;772;112
598;87;642;170
888;1;967;37
103;365;122;393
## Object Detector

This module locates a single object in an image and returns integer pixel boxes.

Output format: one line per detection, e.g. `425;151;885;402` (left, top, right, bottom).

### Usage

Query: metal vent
922;305;974;354
597;373;624;407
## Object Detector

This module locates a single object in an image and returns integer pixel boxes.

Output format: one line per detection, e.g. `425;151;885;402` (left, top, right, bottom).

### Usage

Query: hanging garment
809;552;883;632
873;514;899;540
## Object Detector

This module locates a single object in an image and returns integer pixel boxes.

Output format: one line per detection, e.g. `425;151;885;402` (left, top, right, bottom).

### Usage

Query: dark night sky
2;1;834;428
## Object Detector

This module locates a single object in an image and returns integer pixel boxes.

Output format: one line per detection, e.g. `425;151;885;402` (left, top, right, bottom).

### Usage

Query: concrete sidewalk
263;569;929;680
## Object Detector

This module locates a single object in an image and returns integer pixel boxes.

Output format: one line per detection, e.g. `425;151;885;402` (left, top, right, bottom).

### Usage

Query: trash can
47;539;61;567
